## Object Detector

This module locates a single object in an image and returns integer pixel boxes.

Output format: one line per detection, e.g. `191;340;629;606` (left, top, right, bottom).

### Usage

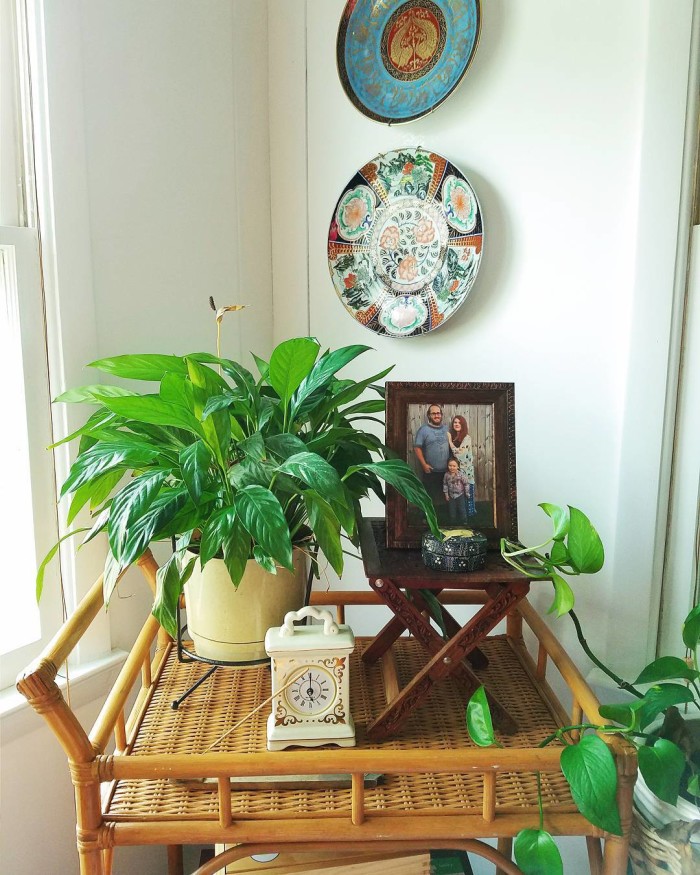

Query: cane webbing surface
105;636;575;822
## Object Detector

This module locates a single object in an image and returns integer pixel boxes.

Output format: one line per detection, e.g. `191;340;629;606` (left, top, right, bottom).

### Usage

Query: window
0;0;62;689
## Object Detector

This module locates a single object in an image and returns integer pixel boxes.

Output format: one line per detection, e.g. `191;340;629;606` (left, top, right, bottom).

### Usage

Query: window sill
0;650;127;742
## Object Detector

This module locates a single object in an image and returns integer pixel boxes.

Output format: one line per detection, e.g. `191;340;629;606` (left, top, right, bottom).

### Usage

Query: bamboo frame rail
16;548;636;875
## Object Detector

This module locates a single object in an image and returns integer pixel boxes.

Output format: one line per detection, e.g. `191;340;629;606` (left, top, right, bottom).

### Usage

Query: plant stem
536;771;544;831
568;609;644;699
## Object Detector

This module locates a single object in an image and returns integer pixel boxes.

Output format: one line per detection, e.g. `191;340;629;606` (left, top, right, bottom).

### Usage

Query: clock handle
280;606;340;637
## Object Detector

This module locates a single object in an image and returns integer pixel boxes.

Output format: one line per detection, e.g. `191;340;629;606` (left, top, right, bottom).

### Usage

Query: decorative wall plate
328;147;483;337
337;0;480;124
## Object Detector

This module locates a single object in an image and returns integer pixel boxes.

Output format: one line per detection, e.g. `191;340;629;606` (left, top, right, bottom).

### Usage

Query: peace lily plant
467;503;700;875
38;336;440;638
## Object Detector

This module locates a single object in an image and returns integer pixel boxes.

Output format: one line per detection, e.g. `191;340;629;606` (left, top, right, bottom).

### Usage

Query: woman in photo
447;414;476;516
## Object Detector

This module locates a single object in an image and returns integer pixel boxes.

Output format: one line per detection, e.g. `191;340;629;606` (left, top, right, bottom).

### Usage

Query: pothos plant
467;503;700;875
37;336;441;637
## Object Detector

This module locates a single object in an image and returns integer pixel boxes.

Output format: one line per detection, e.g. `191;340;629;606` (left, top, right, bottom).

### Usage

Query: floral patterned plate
328;147;483;337
337;0;480;124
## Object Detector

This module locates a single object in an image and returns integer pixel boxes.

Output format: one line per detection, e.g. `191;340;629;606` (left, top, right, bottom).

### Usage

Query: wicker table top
105;636;574;823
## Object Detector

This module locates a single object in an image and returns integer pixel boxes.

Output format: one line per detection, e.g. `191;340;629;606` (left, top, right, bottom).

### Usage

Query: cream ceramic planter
184;549;307;664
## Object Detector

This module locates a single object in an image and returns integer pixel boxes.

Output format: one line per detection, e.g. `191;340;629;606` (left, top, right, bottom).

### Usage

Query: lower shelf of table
104;635;576;824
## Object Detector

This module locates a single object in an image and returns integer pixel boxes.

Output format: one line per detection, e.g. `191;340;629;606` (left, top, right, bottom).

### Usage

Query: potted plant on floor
38;335;440;663
467;503;699;874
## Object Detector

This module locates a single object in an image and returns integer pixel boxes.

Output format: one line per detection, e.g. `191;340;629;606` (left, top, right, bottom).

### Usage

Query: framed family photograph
385;382;517;549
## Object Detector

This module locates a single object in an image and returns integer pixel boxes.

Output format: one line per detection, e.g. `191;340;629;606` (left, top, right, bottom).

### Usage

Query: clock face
284;665;338;717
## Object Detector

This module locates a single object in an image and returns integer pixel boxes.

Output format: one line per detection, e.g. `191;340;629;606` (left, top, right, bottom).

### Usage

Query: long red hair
449;415;469;447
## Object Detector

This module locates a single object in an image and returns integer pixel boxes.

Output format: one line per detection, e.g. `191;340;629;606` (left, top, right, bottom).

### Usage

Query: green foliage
560;735;621;835
513;829;563;875
501;503;604;614
40;339;440;636
465;506;700;867
465;685;498;748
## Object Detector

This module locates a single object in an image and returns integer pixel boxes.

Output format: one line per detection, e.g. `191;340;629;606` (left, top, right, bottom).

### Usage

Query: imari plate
328;147;483;337
337;0;480;124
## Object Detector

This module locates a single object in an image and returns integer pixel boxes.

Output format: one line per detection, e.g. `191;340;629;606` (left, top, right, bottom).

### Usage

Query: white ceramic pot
184;549;308;664
634;716;700;829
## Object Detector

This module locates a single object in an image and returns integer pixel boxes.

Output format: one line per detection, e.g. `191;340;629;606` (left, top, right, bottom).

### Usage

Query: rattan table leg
78;848;105;875
586;836;604;875
496;837;513;875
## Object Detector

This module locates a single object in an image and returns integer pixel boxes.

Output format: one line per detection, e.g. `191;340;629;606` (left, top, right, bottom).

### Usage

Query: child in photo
443;457;469;524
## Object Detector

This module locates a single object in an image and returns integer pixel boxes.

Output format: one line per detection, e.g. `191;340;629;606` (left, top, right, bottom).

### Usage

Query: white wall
271;0;695;677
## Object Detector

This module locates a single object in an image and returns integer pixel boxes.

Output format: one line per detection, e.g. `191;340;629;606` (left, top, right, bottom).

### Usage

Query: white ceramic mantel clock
265;606;356;751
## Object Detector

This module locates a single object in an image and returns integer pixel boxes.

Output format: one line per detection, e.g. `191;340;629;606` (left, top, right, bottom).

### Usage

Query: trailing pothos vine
465;503;700;875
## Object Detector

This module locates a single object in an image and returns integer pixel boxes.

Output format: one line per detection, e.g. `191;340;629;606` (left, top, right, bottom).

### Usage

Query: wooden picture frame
385;382;517;549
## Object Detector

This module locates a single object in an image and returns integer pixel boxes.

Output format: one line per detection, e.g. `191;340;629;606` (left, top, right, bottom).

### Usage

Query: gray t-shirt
414;423;450;471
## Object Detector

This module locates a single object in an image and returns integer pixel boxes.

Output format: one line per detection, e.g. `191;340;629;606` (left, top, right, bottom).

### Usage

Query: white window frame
0;226;63;689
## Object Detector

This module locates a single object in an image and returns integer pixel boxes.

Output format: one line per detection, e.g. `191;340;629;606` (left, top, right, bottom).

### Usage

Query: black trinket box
422;529;488;573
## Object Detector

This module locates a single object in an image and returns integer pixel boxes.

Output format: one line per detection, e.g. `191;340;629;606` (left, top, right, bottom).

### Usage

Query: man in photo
413;403;450;523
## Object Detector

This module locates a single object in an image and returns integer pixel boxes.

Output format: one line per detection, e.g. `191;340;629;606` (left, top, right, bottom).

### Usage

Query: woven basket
629;806;700;875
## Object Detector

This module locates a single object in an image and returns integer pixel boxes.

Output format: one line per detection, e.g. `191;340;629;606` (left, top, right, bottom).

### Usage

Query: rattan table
17;550;635;875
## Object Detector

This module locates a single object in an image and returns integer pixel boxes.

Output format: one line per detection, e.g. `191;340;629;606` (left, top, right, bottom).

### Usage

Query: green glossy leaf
179;441;212;505
304;428;357;454
188;353;256;394
88;353;187;381
338;398;386;416
253;545;277;574
252;352;269;380
466;686;497;747
316;366;393;418
638;739;686;805
635;656;700;685
234;486;293;571
55;384;137;404
186;359;231;466
81;507;110;546
184;356;230;392
598;703;636;729
278;451;345;500
67;468;123;524
303;492;343;576
152;553;196;638
201;392;237;420
635;684;696;730
99;394;204;437
682;603;700;650
291;345;371;418
229;458;274;490
560;735;621;835
268;338;320;406
547;573;575;616
239;433;266;461
48;408;119;449
539;503;569;540
567;506;604;574
548;540;572;568
687;774;700;797
60;441;160;497
513;829;563;875
349;459;441;538
103;549;124;605
265;433;307;460
199;505;237;566
222;516;250;586
36;528;89;601
117;488;189;567
108;470;168;559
